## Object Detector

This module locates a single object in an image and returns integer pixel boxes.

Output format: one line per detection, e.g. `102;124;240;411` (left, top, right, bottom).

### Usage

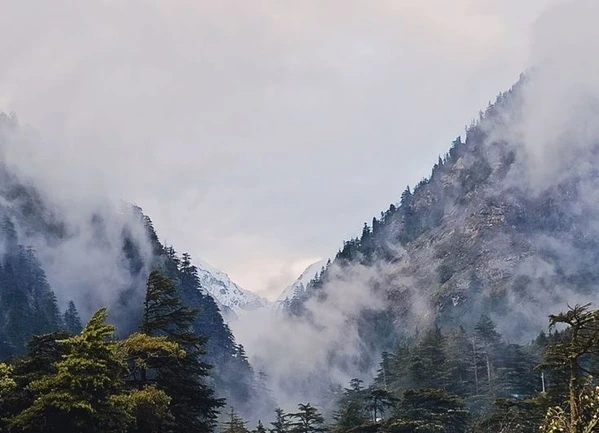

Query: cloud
0;0;556;293
231;260;393;410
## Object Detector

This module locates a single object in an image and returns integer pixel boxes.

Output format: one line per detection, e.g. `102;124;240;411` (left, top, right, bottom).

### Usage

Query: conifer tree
540;304;599;433
63;300;82;334
475;315;502;396
365;388;396;422
333;379;369;431
392;389;470;433
118;332;185;387
444;327;473;397
141;270;224;432
415;324;448;389
288;403;327;433
0;330;72;430
270;407;290;433
223;407;249;433
9;308;131;433
253;420;267;433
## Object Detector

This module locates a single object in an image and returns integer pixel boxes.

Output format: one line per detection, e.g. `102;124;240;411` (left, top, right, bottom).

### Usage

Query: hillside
0;112;268;420
285;74;599;346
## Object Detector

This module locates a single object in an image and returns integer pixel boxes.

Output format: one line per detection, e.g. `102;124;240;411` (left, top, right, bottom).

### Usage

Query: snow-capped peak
195;258;268;312
276;260;327;306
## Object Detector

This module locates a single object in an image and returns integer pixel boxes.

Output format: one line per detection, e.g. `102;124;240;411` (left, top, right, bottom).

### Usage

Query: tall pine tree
141;270;224;432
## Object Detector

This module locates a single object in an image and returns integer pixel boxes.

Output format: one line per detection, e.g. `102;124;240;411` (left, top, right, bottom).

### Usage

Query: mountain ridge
285;75;599;343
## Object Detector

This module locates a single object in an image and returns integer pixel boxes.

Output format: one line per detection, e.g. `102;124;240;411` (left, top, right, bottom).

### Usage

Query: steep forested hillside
286;74;599;366
0;112;267;420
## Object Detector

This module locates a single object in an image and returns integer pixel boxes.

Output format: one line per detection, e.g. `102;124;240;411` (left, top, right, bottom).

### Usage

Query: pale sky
0;0;560;298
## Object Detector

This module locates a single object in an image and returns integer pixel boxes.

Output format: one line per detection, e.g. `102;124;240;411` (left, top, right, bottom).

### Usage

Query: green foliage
0;245;63;357
540;304;599;433
0;288;223;433
392;389;470;433
333;379;369;431
118;385;172;433
270;407;291;433
252;420;267;433
479;397;546;433
0;363;16;404
142;270;224;432
8;308;131;433
288;403;327;433
63;301;82;335
223;407;249;433
365;388;396;422
119;332;186;384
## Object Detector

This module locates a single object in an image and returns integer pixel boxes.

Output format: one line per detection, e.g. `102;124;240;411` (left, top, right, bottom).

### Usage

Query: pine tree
9;308;131;433
333;379;369;431
392;389;470;433
474;315;502;396
0;362;16;430
141;270;224;432
223;407;249;433
540;304;599;433
444;327;474;397
0;330;72;430
118;332;185;387
414;324;448;389
63;301;82;334
253;420;267;433
365;388;396;422
288;403;327;433
270;407;290;433
374;351;396;391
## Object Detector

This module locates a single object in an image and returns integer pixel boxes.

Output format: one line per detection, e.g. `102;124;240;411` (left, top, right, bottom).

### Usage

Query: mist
226;0;599;412
1;0;598;420
0;115;154;323
0;0;554;296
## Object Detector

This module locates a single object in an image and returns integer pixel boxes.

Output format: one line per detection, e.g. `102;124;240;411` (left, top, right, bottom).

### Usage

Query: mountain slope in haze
288;75;599;345
0;113;268;421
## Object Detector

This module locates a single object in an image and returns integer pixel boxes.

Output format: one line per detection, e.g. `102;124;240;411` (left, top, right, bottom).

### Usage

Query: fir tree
253;420;267;433
288;403;327;433
365;388;396;422
270;407;290;433
392;389;470;433
540;304;599;433
444;327;473;397
223;407;249;433
333;379;369;431
9;308;130;433
141;270;224;432
63;301;82;334
474;315;502;397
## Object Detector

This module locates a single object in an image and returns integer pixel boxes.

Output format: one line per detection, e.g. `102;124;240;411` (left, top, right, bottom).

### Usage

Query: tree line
0;270;222;433
224;305;599;433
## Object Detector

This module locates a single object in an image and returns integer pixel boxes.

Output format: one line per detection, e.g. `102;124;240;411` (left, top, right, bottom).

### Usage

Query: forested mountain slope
0;112;267;419
287;75;599;345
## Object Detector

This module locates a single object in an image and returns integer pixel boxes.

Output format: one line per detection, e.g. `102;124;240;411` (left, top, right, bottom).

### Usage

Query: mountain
276;260;327;308
287;75;599;351
0;112;268;420
195;258;269;313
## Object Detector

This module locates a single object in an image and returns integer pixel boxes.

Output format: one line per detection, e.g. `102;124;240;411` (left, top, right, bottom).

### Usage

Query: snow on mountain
276;260;327;307
195;258;269;313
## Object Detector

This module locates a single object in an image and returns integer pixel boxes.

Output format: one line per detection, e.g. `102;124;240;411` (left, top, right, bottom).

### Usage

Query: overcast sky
0;0;560;298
